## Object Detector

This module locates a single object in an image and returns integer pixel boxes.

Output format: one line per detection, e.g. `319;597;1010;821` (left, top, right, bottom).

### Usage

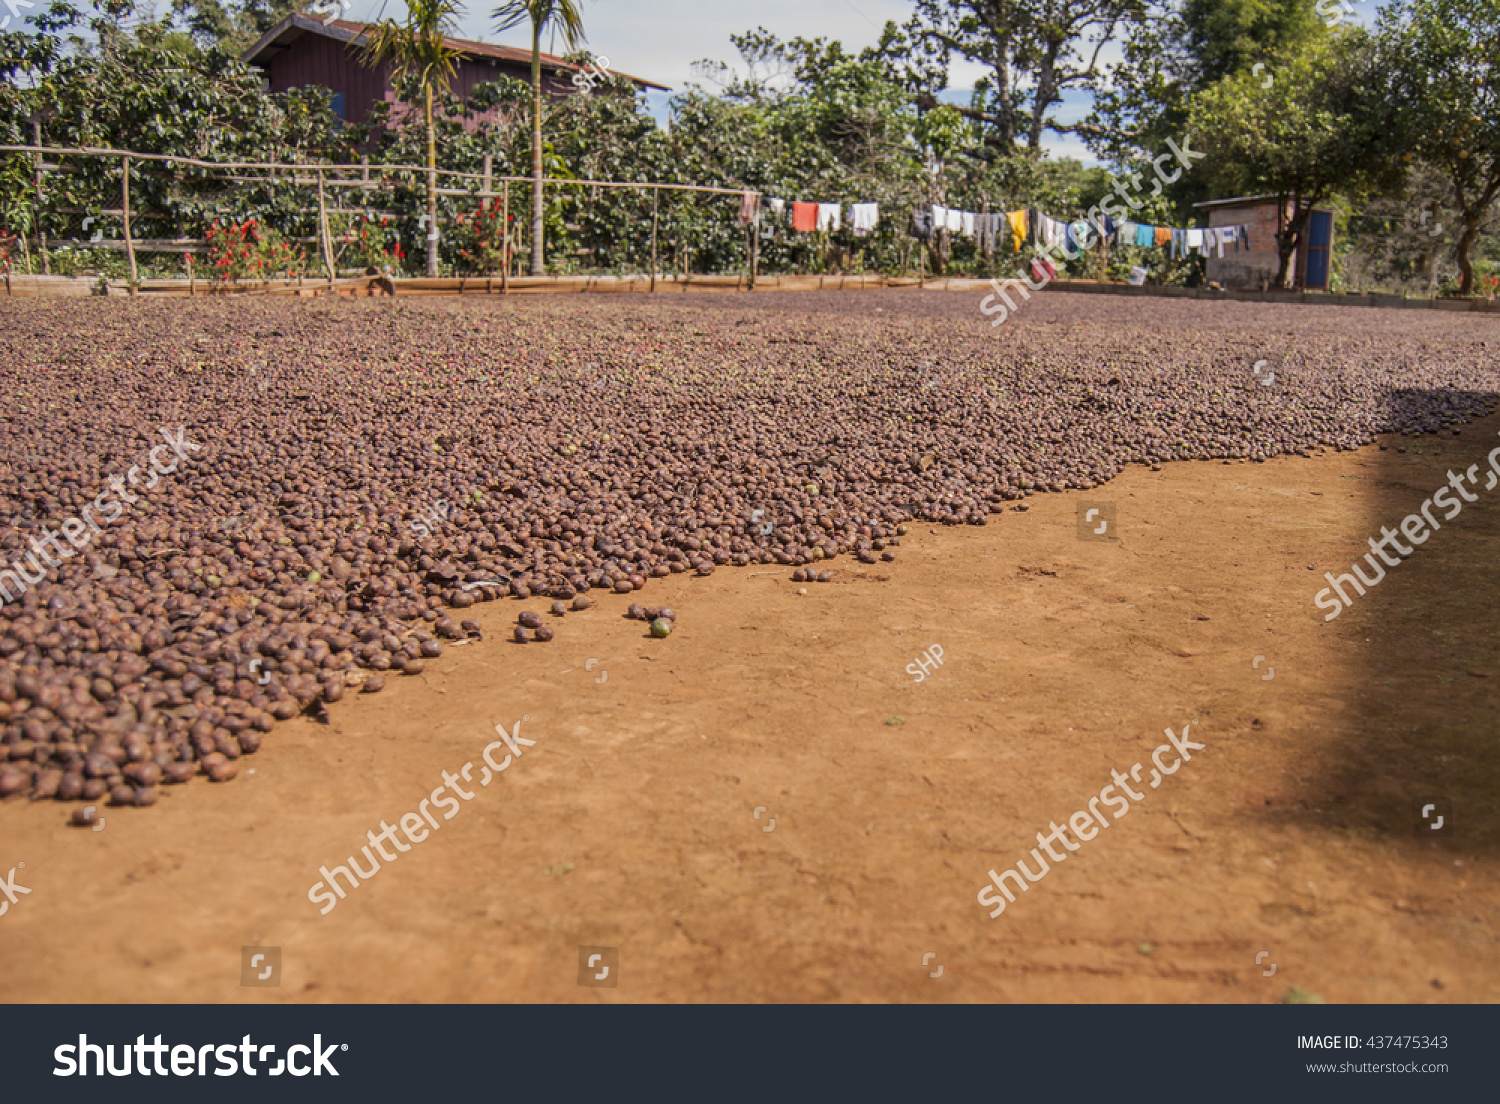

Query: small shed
1193;196;1335;291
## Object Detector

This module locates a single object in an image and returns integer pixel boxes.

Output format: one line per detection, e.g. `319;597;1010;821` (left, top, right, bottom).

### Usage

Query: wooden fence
0;144;762;291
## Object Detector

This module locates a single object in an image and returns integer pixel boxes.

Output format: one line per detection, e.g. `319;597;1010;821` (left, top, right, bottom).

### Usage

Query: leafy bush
335;213;404;272
448;205;510;274
205;218;305;283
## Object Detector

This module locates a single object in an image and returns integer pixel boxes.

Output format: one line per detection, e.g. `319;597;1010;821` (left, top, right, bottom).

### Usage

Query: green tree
1189;31;1403;287
1084;0;1326;168
359;0;464;278
169;0;302;54
492;0;586;275
1380;0;1500;295
2;0;346;269
904;0;1145;154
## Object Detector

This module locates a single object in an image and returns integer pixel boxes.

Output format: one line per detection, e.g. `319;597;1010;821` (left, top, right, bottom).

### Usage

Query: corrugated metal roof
1193;195;1333;211
243;14;670;91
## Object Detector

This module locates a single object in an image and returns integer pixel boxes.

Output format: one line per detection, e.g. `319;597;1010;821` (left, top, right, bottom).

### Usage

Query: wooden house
242;15;669;127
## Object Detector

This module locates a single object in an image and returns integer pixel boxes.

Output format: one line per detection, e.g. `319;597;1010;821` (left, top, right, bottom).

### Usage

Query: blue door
1303;209;1333;289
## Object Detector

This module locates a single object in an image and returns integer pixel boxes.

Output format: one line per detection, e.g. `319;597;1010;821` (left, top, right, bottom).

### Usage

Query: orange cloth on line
1007;209;1028;253
1154;226;1171;247
792;202;818;232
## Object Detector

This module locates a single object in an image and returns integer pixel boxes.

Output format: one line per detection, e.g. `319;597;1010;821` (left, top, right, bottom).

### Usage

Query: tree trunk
1274;235;1297;289
530;22;545;276
425;84;438;279
1274;197;1306;289
1454;224;1476;295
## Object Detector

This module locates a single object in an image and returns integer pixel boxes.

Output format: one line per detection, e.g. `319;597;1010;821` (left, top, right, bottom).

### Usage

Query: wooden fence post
481;154;492;209
33;120;48;276
750;203;758;291
649;187;659;292
121;155;137;285
501;180;509;293
317;168;335;288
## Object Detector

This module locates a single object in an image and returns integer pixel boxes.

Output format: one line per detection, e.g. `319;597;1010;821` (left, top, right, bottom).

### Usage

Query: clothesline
742;192;1248;261
755;197;883;236
920;204;1251;260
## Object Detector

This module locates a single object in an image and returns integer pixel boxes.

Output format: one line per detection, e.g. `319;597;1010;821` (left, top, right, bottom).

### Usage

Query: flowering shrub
205;219;305;283
0;230;13;275
448;205;510;275
339;213;403;272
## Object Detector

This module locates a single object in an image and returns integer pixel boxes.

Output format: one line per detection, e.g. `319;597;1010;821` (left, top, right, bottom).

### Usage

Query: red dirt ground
3;379;1496;1003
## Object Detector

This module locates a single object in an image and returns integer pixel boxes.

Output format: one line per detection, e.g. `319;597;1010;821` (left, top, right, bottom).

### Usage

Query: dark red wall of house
266;33;392;127
266;36;587;129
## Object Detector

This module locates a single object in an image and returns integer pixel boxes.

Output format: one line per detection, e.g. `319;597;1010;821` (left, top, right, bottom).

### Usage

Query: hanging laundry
1007;210;1028;253
931;204;948;231
1037;213;1066;250
1154;226;1171;248
768;198;786;217
1186;228;1205;256
1068;220;1094;253
737;192;758;226
851;202;879;236
945;208;963;233
960;211;976;238
1137;224;1155;248
910;209;933;241
816;202;842;232
792;202;818;232
976;213;1001;252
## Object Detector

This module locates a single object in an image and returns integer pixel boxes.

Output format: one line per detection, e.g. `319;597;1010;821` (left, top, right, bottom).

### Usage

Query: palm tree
359;0;464;278
492;0;587;275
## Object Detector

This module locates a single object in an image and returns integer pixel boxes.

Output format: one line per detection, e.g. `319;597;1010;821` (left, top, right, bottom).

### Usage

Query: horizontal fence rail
0;143;778;292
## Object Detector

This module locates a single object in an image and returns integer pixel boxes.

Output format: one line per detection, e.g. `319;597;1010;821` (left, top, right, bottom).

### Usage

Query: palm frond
490;0;588;50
